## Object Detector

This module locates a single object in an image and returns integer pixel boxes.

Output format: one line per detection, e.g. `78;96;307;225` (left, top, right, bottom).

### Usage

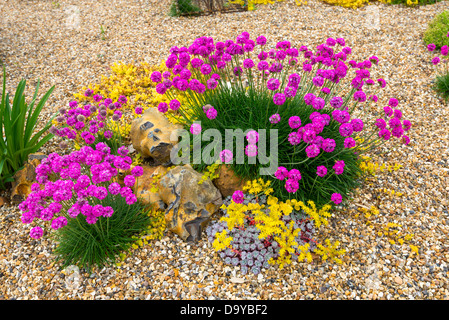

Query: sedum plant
206;178;344;274
0;68;55;189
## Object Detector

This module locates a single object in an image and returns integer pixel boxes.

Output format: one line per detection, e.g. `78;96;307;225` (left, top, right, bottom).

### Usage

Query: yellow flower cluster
319;0;369;9
286;199;332;229
198;163;220;185
242;178;274;196
359;155;402;178
73;61;190;125
353;204;418;255
212;180;345;269
314;239;346;264
229;0;304;11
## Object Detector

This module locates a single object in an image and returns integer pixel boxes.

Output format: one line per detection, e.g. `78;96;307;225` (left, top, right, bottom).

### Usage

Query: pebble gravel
0;0;449;300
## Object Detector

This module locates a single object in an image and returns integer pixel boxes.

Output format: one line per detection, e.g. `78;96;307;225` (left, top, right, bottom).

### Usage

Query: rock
394;276;403;285
158;165;223;242
10;152;47;204
130;108;183;166
213;164;247;197
134;165;169;210
0;196;9;207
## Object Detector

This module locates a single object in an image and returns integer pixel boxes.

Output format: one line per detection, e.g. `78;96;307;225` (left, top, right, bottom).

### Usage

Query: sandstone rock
133;165;169;210
213;164;247;198
0;196;9;207
10;152;47;204
130;108;183;166
158;165;223;242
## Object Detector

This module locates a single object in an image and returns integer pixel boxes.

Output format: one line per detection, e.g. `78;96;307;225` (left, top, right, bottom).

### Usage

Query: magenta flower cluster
150;32;412;207
19;143;144;240
51;92;129;147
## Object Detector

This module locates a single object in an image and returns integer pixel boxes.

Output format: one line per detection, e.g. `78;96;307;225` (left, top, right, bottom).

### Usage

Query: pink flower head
331;193;342;205
402;135;410;145
190;123;201;135
274;166;289;180
288;169;302;181
273;93;286;106
158;102;168;113
245;144;258;157
288;116;302;129
206;107;218;120
316;165;327;177
427;43;436;52
432;57;440;65
379;128;391;140
267;78;280;91
333;160;345;175
232;190;245;204
30;226;44;239
169;99;181;111
246;130;259;144
305;144;320;158
344;137;356;148
322;138;336;153
288;132;302;145
285;178;299;193
269;113;281;124
219;149;233;164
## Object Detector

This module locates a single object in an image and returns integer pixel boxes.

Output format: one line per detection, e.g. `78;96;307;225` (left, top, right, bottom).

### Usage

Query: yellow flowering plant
206;178;346;274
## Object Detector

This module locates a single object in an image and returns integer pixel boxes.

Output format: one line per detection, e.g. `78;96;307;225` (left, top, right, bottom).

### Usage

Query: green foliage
433;71;449;103
0;68;55;190
188;86;364;208
169;0;202;17
53;195;154;272
423;10;449;50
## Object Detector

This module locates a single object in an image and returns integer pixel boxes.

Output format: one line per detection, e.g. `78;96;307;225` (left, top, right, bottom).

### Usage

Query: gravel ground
1;0;449;300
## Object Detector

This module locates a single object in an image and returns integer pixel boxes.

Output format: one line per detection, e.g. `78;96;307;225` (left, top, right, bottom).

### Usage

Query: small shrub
423;11;449;50
169;0;202;17
0;68;55;190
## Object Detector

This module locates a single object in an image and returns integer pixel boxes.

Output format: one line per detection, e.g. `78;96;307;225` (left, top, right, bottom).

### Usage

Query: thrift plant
151;33;411;207
18;143;154;271
427;33;449;103
51;92;131;153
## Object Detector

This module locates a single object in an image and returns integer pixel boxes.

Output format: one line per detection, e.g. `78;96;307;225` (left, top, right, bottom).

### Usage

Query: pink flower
285;178;299;193
331;193;342;205
232;190;244;204
245;144;258;157
190;123;202;135
274;166;289;180
316;166;327;177
246;130;259;144
219;149;233;164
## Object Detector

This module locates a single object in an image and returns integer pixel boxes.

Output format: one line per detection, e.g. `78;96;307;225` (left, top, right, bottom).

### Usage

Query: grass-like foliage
433;71;449;103
53;194;153;272
0;68;55;189
191;84;363;206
